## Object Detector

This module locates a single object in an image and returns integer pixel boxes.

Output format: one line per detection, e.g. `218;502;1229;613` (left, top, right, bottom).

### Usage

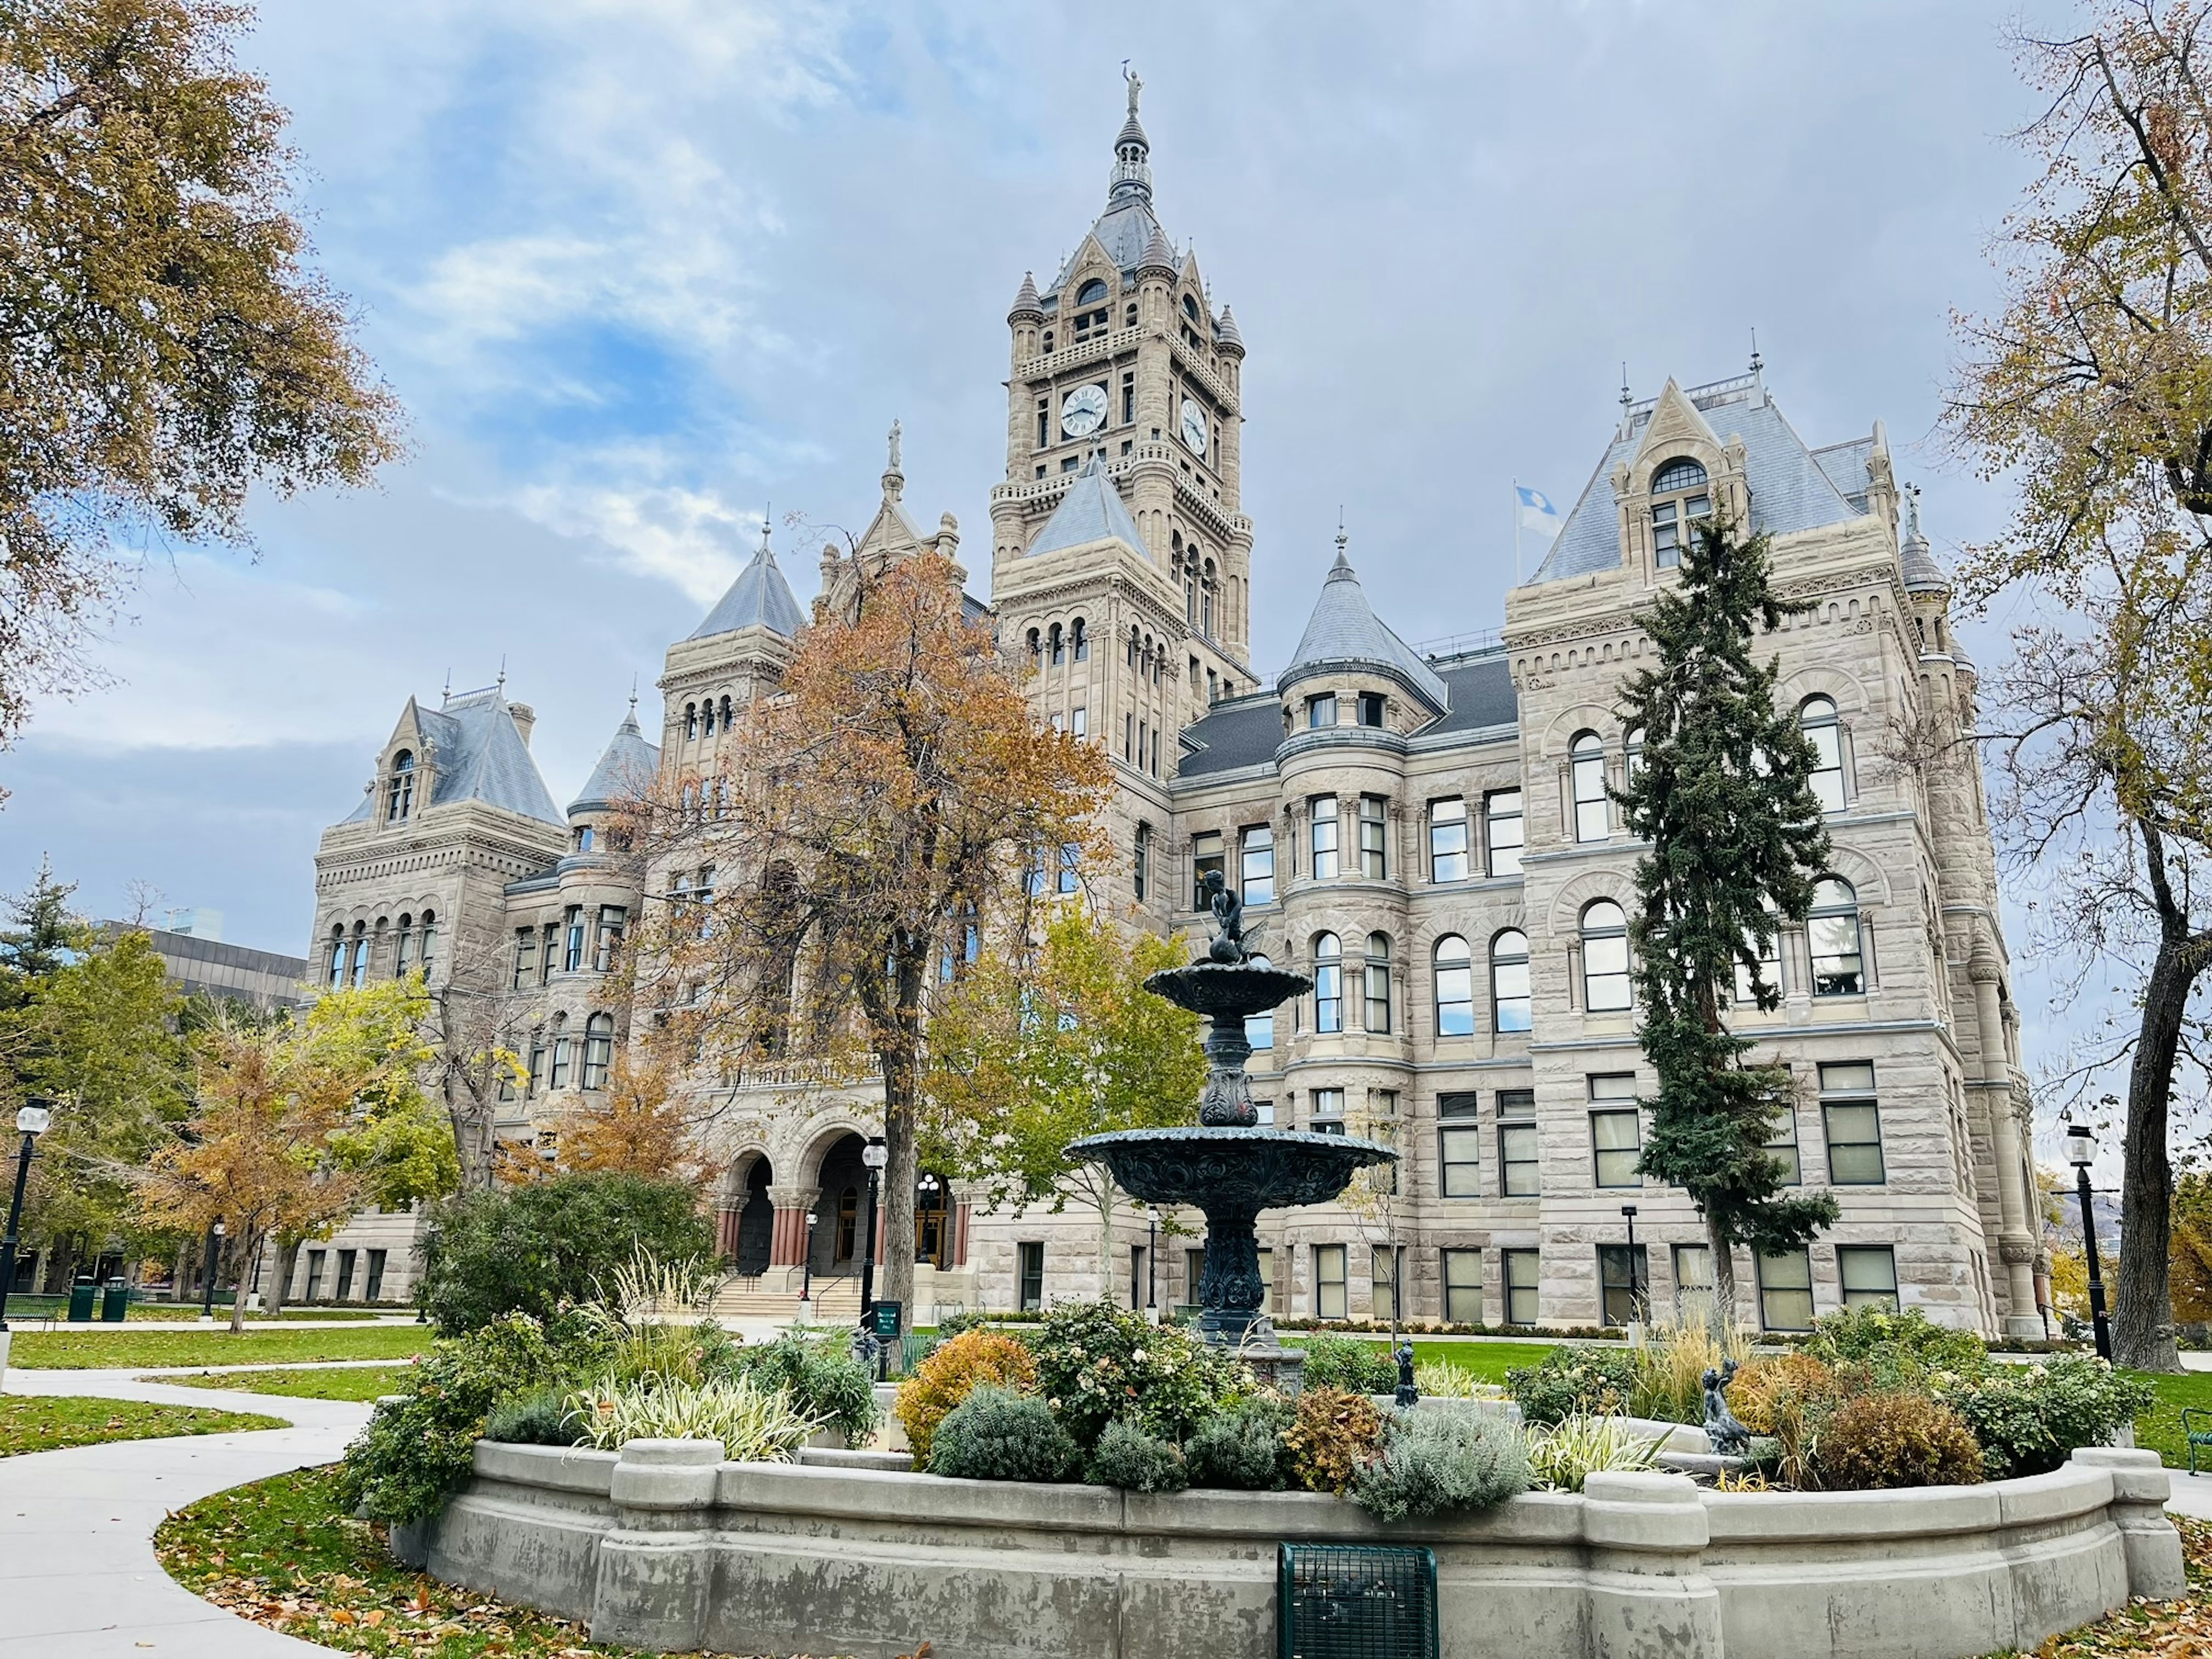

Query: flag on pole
1516;485;1562;538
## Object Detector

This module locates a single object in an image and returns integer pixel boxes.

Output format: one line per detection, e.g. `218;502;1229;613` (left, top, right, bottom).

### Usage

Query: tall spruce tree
1616;513;1838;1324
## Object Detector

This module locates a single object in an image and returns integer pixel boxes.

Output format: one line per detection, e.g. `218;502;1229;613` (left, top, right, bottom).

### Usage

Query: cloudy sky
0;0;2092;1066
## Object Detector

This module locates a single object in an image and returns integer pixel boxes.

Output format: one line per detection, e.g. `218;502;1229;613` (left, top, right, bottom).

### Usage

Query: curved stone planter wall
397;1438;2185;1659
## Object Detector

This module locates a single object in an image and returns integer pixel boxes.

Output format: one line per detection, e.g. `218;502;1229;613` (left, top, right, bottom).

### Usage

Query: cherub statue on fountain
1199;869;1258;964
1701;1358;1751;1458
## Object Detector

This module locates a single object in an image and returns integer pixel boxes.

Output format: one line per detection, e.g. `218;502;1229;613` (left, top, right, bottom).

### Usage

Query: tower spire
883;417;904;502
1109;65;1153;206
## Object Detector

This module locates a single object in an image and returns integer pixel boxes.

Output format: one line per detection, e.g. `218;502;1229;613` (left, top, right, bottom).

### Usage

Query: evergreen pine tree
1616;514;1838;1325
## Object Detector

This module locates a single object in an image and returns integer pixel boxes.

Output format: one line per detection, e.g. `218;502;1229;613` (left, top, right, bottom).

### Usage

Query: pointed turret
1138;222;1178;279
1278;532;1450;713
1026;452;1145;558
1008;270;1042;323
1109;67;1152;207
691;523;807;641
569;702;661;819
1217;304;1245;357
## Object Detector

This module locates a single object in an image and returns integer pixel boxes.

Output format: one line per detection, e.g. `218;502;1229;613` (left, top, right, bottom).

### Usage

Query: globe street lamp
859;1137;888;1319
199;1218;226;1324
0;1101;54;1333
2065;1125;2112;1362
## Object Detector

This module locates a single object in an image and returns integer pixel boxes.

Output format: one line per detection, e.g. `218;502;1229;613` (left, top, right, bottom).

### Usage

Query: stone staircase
709;1270;863;1327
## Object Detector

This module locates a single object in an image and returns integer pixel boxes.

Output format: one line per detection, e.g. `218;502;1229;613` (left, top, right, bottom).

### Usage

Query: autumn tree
554;1044;705;1190
630;550;1110;1333
1617;514;1839;1325
0;0;400;753
1945;0;2212;1369
924;907;1205;1299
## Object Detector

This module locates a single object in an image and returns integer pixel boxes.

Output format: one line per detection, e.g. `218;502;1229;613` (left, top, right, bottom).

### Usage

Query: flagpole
1513;477;1522;586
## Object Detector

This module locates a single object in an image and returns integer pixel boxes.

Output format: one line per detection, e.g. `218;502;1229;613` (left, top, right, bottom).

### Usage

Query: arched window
1127;626;1139;667
700;699;715;737
683;703;699;740
1808;877;1864;995
1650;456;1712;569
1581;900;1631;1012
582;1013;614;1090
1202;559;1216;637
1185;565;1198;624
419;910;437;980
1077;276;1108;305
718;695;733;731
1363;933;1392;1033
1027;627;1041;662
394;913;414;978
385;750;415;823
1434;934;1474;1037
1625;725;1645;779
1491;929;1532;1032
349;922;369;989
327;927;346;990
1049;623;1065;667
1313;933;1343;1033
1571;730;1609;842
1071;618;1089;661
1183;293;1200;321
1801;695;1846;812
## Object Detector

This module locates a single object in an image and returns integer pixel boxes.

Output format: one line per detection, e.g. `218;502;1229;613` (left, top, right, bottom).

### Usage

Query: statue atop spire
882;417;905;502
1109;65;1152;205
1125;62;1142;118
888;416;902;474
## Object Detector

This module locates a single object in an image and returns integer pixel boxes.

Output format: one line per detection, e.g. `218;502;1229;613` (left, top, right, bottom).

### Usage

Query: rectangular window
335;1249;357;1302
1057;842;1080;896
1071;705;1088;738
1838;1245;1900;1309
1252;1098;1275;1126
582;1021;612;1091
1186;1247;1206;1308
1438;1092;1482;1198
527;1037;546;1097
1133;824;1150;903
364;1249;387;1302
1485;790;1525;877
1314;1243;1347;1320
594;906;627;973
1502;1248;1540;1325
540;923;557;986
1309;796;1339;879
1018;1242;1045;1312
1248;1009;1273;1050
1673;1244;1715;1327
1358;691;1385;728
1820;1062;1885;1184
1589;1074;1642;1189
1652;500;1681;568
1036;400;1049;448
304;1249;325;1303
1192;832;1224;910
1371;1245;1404;1321
1758;1248;1816;1332
1597;1243;1648;1327
1240;826;1274;905
563;906;585;972
1442;1248;1484;1324
1124;713;1134;760
1122;372;1135;423
550;1035;571;1090
1359;795;1387;879
1764;1101;1803;1184
1310;1087;1345;1133
1306;692;1337;729
1499;1089;1540;1196
512;928;535;990
1429;797;1468;881
1367;1090;1398;1193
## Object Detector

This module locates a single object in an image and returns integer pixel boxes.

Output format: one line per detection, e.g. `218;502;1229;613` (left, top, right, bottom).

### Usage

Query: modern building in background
110;922;310;1013
304;81;2037;1334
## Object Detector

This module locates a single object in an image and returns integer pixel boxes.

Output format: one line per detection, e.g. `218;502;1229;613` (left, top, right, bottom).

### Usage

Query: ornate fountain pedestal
1066;942;1396;1392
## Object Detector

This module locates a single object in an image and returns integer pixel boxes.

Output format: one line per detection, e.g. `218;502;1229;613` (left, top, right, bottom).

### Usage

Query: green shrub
1351;1403;1529;1521
1029;1300;1251;1450
416;1172;716;1335
1527;1414;1667;1492
1088;1419;1188;1493
727;1334;881;1445
1808;1306;1988;1376
1185;1394;1293;1491
935;1310;993;1339
336;1310;614;1523
1281;1386;1385;1495
1813;1390;1984;1491
1505;1346;1642;1427
895;1329;1037;1467
564;1374;821;1459
1931;1355;2154;1480
927;1385;1081;1482
1298;1334;1396;1396
483;1388;585;1447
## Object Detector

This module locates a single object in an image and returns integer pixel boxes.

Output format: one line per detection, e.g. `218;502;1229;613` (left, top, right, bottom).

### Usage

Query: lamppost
0;1101;53;1333
859;1136;887;1319
1620;1205;1643;1328
799;1209;819;1316
199;1219;225;1323
1147;1215;1157;1315
2065;1125;2113;1362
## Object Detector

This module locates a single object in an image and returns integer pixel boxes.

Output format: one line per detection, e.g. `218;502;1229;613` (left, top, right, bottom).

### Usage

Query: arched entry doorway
733;1160;773;1277
810;1134;868;1276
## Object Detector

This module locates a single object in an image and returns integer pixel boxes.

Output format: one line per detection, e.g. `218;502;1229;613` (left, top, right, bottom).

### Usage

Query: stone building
305;77;2037;1335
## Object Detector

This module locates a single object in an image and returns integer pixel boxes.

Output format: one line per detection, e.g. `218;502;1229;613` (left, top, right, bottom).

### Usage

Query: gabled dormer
1612;378;1747;579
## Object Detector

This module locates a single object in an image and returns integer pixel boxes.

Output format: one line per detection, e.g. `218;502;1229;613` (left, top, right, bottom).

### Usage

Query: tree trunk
2115;933;2195;1370
228;1229;255;1333
880;1050;918;1338
1097;1180;1116;1308
263;1235;300;1318
1706;1212;1739;1336
446;1080;497;1194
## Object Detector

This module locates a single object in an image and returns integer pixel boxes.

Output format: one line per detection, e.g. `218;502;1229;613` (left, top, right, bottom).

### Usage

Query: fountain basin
1143;963;1311;1019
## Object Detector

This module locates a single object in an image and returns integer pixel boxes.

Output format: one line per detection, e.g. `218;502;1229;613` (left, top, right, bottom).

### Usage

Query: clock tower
989;72;1257;800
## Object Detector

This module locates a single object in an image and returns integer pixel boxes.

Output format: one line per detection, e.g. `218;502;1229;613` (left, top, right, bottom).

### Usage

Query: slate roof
1813;438;1874;513
1280;548;1452;710
691;534;807;639
1533;376;1863;584
1050;196;1175;297
1027;453;1146;556
1176;694;1285;779
1420;652;1519;738
343;688;565;827
569;708;662;816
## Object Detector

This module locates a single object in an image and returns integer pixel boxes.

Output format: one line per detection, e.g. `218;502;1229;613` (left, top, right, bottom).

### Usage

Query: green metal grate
1277;1543;1438;1659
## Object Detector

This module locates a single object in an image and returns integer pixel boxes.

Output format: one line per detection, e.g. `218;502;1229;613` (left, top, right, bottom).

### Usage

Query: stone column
1971;943;2040;1338
765;1186;818;1268
592;1439;720;1652
1575;1471;1724;1658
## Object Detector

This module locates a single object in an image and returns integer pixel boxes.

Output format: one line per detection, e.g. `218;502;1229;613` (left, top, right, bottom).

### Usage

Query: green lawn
157;1363;419;1402
0;1393;285;1457
158;1466;829;1658
2126;1368;2212;1471
10;1325;433;1370
1284;1337;1565;1384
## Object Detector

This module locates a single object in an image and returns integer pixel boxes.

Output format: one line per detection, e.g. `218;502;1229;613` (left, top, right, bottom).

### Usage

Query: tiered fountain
1067;873;1396;1389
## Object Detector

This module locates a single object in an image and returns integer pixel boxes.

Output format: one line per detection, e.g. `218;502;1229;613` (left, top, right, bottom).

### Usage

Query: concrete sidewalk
1;1369;369;1656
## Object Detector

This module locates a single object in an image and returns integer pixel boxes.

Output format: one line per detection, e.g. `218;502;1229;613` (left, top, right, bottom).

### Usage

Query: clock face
1060;384;1108;438
1180;397;1209;456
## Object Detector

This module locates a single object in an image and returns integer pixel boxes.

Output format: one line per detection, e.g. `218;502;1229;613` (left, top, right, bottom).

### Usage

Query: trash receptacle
101;1278;128;1321
66;1277;97;1322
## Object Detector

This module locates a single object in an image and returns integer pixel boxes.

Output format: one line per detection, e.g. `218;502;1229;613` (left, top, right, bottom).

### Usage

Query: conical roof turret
1138;223;1178;278
1279;533;1450;712
690;523;807;640
1009;270;1042;321
1217;304;1244;355
569;702;661;817
1899;484;1949;593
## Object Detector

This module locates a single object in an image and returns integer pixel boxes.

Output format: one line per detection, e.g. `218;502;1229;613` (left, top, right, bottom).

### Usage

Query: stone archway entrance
810;1134;867;1276
732;1160;773;1277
